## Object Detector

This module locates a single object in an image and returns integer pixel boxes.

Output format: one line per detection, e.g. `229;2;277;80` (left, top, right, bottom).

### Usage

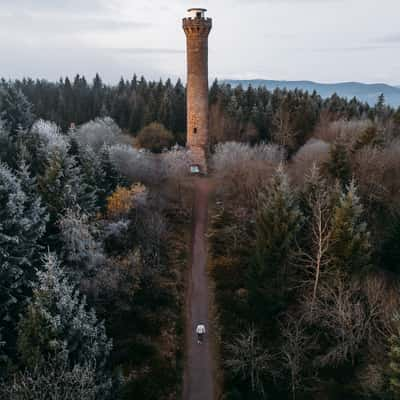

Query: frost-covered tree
75;117;123;152
161;144;191;180
0;350;99;400
17;253;112;397
108;143;157;184
32;120;69;155
77;145;105;209
0;162;47;353
58;208;104;278
0;120;16;167
38;149;95;222
0;85;34;134
20;120;70;178
211;141;284;173
16;160;49;261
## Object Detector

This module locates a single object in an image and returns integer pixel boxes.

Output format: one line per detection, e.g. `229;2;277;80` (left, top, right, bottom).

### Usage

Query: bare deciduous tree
0;353;99;400
211;141;284;207
280;315;317;400
314;118;372;146
297;167;333;312
289;139;331;187
310;279;368;367
225;327;274;397
353;142;400;214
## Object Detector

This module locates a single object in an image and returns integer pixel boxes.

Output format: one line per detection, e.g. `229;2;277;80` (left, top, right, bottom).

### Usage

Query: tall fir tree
0;162;47;359
326;142;352;187
38;150;96;224
0;85;34;135
17;253;112;398
329;181;371;276
58;208;104;279
248;166;303;316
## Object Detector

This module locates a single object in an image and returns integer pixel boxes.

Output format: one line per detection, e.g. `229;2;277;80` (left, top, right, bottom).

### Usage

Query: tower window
196;12;202;18
193;127;197;134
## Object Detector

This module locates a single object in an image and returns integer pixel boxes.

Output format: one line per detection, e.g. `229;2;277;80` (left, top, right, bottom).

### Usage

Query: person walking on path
196;323;206;344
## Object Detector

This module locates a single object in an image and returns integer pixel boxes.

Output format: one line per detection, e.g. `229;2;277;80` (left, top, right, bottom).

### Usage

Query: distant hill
223;79;400;107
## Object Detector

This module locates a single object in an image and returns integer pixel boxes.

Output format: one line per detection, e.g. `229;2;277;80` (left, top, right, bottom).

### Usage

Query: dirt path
183;178;214;400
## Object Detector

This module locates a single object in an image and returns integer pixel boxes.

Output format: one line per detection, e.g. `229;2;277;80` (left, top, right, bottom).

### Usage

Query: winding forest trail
183;178;214;400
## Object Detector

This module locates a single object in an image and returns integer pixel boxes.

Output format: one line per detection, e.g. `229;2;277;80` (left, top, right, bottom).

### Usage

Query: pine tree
380;214;400;274
16;160;49;264
77;145;104;209
58;208;104;279
0;162;47;356
38;150;95;223
248;166;303;315
0;121;16;167
329;181;371;276
17;253;112;397
99;145;121;206
0;85;34;135
375;93;386;120
326;142;352;187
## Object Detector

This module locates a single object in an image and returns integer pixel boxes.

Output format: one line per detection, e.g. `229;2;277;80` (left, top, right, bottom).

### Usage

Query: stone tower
183;8;212;173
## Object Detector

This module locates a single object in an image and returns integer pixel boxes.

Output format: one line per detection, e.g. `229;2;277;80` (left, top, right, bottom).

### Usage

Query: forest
1;75;400;399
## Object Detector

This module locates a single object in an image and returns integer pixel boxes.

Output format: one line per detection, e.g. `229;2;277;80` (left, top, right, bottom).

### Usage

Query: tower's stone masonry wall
183;17;212;173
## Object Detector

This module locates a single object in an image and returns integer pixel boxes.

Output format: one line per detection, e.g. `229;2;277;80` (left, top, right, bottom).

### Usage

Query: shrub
106;184;146;219
136;123;174;153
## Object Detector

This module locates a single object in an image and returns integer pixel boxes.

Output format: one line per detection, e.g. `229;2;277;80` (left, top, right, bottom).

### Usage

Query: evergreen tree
375;93;386;120
248;166;303;315
0;162;47;357
99;145;121;206
0;85;34;135
17;253;112;397
325;142;352;187
38;150;95;223
0;121;16;167
58;208;104;279
77;145;105;209
380;214;400;274
329;181;371;276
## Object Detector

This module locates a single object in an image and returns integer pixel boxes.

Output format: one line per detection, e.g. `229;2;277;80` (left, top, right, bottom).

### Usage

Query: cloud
377;33;400;43
0;12;149;35
312;45;396;52
232;0;342;3
2;0;108;13
108;48;184;55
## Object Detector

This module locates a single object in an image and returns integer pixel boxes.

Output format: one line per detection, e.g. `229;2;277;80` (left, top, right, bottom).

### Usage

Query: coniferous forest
1;75;400;400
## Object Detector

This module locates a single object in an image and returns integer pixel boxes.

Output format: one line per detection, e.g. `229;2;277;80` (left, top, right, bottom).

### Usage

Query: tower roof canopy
186;8;207;19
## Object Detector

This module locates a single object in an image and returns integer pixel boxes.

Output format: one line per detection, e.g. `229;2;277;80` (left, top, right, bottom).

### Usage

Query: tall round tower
183;8;212;174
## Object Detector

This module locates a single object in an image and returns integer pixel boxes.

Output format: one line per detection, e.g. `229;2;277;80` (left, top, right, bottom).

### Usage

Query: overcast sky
1;0;399;85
